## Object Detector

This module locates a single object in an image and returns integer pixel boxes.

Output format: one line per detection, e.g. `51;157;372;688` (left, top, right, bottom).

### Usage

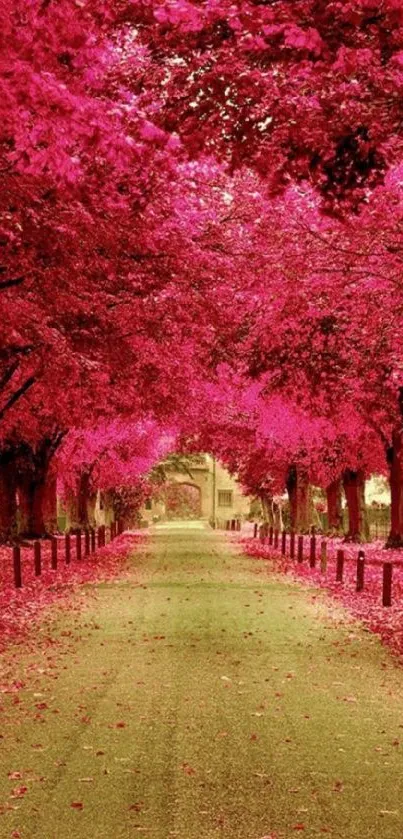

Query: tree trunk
326;479;344;535
18;471;56;537
386;427;403;547
17;440;60;538
286;465;314;532
260;491;274;526
0;451;17;543
342;469;369;542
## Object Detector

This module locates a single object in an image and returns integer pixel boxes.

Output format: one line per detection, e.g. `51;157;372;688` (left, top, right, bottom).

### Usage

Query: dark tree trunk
326;479;344;535
18;468;57;537
286;465;313;532
68;472;97;530
16;436;62;538
386;427;403;547
0;450;18;543
342;469;369;542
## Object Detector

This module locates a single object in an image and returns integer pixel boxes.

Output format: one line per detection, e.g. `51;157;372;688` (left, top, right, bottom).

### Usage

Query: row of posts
12;519;125;589
253;523;393;608
225;519;242;532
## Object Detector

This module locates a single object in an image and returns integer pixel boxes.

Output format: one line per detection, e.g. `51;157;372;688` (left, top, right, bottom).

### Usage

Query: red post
274;529;279;549
309;535;316;568
237;520;241;532
13;546;22;588
51;536;58;570
118;519;124;535
269;526;273;545
383;562;393;607
336;549;344;582
281;530;287;555
356;550;365;592
297;535;304;563
290;532;295;560
34;540;41;576
65;533;71;565
76;529;82;561
84;529;90;556
90;527;96;553
253;523;258;538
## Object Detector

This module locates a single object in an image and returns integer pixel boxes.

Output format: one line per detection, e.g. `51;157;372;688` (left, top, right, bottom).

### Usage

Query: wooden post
356;550;365;592
274;529;279;549
90;527;96;553
269;526;273;545
336;548;344;582
51;536;58;570
225;520;230;531
84;529;90;557
290;531;295;560
13;546;22;588
34;540;41;577
320;540;327;574
97;527;103;549
118;519;124;535
76;529;82;561
309;534;316;568
253;523;258;539
297;534;304;563
65;533;71;565
281;530;287;556
383;562;393;607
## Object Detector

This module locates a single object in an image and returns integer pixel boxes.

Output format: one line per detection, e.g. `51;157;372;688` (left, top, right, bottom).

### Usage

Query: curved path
1;523;403;838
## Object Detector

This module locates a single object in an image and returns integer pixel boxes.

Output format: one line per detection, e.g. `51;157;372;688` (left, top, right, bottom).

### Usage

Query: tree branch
0;376;37;422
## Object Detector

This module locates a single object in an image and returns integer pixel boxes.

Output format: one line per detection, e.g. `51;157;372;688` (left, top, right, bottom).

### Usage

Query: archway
164;481;202;520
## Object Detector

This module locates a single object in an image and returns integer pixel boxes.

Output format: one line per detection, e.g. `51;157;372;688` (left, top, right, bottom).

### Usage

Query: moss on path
1;524;403;838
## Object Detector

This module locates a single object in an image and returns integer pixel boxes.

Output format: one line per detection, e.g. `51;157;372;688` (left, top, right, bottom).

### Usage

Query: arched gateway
141;454;252;524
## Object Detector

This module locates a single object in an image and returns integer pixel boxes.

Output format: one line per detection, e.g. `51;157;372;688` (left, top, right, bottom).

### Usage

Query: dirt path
1;523;403;838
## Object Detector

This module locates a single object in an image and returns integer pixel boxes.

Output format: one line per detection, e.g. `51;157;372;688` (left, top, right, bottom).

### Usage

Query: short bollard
13;546;22;588
34;541;41;577
236;520;241;532
281;530;287;556
51;536;58;570
90;527;96;553
383;562;393;607
297;535;304;563
290;532;295;559
336;549;344;582
118;519;124;535
259;524;265;542
269;526;274;545
97;527;103;549
253;523;258;539
65;533;71;565
225;520;230;531
356;550;365;592
84;529;90;556
309;534;316;568
320;540;327;573
274;529;279;549
76;529;82;561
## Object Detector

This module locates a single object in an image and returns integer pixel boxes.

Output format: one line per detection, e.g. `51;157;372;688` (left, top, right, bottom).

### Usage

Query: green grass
1;525;403;838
